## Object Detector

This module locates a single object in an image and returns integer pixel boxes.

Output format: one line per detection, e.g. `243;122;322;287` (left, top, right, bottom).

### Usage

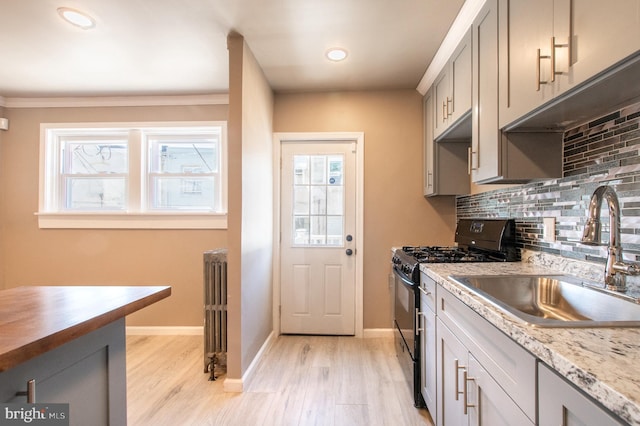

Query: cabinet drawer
437;286;536;422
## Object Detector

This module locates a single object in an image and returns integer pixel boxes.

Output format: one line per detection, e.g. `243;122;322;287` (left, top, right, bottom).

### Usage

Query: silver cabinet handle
454;359;466;400
536;48;551;91
463;371;476;415
15;379;36;403
551;36;570;81
418;286;431;296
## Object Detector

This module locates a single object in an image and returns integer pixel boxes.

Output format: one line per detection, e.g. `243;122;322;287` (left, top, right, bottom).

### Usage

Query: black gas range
391;218;518;409
393;218;518;284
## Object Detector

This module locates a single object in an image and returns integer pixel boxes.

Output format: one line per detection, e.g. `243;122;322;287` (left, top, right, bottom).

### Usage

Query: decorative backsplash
457;101;640;272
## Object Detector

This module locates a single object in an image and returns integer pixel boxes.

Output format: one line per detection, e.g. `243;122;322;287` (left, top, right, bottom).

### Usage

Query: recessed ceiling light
57;7;96;29
326;48;348;62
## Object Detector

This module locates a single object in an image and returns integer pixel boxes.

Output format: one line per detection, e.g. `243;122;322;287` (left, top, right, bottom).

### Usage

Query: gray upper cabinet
470;0;500;183
423;89;436;196
434;28;473;141
471;0;563;184
423;89;470;197
499;0;640;130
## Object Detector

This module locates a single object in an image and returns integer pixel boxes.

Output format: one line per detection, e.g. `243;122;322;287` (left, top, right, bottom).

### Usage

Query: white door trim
272;132;364;338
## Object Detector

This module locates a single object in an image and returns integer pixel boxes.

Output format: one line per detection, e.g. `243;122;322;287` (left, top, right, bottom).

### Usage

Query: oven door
392;266;417;359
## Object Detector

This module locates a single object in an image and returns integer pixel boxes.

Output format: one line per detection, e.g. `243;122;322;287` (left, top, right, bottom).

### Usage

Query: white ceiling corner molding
4;94;229;109
416;0;486;95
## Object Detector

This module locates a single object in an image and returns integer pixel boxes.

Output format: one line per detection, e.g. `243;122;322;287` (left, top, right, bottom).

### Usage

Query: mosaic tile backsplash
456;100;640;286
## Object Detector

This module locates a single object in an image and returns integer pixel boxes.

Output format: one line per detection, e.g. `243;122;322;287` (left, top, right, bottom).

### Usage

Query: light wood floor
126;334;434;426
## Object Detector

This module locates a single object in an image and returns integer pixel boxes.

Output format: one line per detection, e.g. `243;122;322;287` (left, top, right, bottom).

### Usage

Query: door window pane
291;154;345;246
294;216;310;245
311;156;327;184
310;186;327;215
294;156;310;185
293;186;310;215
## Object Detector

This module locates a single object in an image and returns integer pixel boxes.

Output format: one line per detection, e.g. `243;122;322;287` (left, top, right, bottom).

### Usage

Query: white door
280;140;356;335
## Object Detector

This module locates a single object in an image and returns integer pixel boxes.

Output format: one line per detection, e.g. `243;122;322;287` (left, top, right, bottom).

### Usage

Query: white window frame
38;121;228;229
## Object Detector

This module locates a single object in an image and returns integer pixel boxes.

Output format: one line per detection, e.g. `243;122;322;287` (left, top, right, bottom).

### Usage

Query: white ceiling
0;0;465;98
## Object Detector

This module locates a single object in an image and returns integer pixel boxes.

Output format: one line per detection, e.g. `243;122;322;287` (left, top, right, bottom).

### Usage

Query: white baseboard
223;330;277;393
363;328;394;338
126;326;204;336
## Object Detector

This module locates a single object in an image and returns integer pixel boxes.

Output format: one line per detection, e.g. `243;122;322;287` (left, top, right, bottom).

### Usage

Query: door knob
346;235;353;242
346;249;353;256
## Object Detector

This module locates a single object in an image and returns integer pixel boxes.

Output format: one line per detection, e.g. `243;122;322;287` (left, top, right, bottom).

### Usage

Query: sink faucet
581;185;640;292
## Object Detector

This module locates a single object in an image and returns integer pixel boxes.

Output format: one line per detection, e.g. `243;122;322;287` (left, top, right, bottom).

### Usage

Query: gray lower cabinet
419;273;437;418
0;319;127;426
436;318;469;426
468;353;533;426
538;363;624;426
435;282;536;426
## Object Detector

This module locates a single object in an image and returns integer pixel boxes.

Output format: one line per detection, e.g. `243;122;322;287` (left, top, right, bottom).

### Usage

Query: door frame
272;132;364;337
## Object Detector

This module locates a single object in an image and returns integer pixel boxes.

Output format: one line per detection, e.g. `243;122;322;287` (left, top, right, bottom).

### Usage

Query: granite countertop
420;260;640;425
0;286;171;372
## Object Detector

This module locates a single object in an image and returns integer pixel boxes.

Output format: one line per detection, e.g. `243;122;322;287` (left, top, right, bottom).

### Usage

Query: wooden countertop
0;286;171;372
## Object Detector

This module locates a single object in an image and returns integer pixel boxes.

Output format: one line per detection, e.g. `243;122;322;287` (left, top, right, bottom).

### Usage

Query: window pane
310;216;326;245
327;216;344;245
327;186;343;215
310;186;327;215
65;177;126;210
310;156;327;184
149;140;218;173
293;156;309;185
294;216;310;245
150;176;216;210
64;141;128;174
293;186;309;215
328;156;343;185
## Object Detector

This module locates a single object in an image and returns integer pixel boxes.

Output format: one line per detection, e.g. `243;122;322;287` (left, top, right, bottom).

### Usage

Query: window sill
36;212;228;229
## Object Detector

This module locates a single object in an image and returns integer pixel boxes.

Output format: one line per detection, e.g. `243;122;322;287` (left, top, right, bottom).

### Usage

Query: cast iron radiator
203;248;228;380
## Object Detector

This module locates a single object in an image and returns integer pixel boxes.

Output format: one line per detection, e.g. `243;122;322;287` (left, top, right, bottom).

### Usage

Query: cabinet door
538;363;623;426
433;69;450;139
436;319;468;426
467;354;534;426
423;90;436;196
498;0;555;128
555;0;640;94
449;28;472;128
0;320;126;426
420;291;437;417
471;0;500;183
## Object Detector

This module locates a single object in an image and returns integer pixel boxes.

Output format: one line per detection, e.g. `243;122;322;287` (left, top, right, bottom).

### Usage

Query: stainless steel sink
448;274;640;327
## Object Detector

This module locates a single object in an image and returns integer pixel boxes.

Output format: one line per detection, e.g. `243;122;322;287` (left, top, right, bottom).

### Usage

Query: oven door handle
392;267;415;287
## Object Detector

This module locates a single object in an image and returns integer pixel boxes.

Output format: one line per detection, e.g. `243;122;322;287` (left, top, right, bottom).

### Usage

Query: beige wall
0;104;228;326
227;34;275;379
274;90;458;328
